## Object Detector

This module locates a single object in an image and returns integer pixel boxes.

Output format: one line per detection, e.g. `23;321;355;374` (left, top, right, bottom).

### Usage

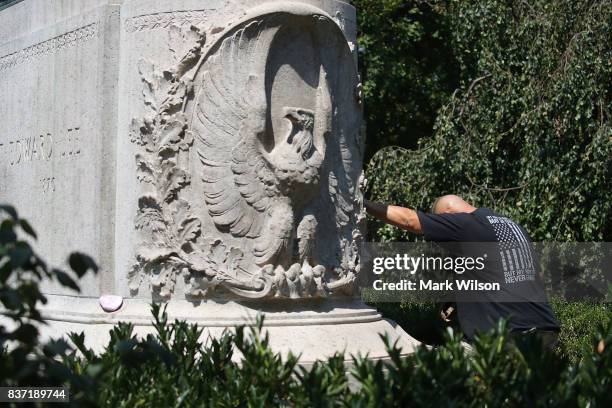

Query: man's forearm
364;200;422;234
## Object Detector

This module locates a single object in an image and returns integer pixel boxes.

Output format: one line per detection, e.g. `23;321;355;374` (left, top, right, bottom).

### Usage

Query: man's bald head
431;195;477;214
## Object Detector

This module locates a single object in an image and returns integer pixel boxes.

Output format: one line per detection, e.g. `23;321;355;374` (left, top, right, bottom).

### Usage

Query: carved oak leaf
225;247;244;277
157;114;193;159
155;71;175;105
158;119;186;160
208;240;227;270
159;163;189;203
202;239;246;283
136;243;174;263
138;58;186;118
182;251;211;273
171;198;201;244
168;25;206;77
168;25;186;58
186;272;213;297
135;153;155;184
159;77;189;115
181;131;194;151
150;261;178;298
137;59;158;114
136;196;175;250
128;265;143;292
135;196;165;234
170;197;189;219
178;217;201;243
130;118;155;152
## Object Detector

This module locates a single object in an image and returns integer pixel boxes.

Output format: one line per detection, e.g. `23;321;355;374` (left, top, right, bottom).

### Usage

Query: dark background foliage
0;0;22;10
354;0;460;160
355;0;611;243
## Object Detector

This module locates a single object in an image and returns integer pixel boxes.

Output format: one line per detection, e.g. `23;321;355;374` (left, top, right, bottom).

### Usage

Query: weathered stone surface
0;0;120;297
0;0;419;360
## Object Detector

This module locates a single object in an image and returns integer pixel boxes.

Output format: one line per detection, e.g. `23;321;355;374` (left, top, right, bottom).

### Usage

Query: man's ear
430;198;440;213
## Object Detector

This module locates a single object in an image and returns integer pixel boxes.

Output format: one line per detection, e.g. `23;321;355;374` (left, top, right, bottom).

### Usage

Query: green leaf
0;204;18;220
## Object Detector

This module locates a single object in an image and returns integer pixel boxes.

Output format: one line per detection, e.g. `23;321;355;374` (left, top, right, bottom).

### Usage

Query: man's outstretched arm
364;200;422;234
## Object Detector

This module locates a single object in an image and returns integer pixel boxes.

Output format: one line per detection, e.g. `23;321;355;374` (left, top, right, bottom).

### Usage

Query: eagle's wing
320;43;362;230
192;21;279;239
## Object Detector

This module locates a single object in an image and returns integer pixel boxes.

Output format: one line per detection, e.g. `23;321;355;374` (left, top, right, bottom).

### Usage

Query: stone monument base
38;295;420;364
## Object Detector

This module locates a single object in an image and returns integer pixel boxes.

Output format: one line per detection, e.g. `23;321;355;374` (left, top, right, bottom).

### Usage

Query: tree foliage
362;0;611;242
0;0;20;9
354;0;459;160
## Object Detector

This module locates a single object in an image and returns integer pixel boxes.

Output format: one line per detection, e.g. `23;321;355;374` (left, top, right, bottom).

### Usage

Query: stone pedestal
0;0;419;361
42;295;418;364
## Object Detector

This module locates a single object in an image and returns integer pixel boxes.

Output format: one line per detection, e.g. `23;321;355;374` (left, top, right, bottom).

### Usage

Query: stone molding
0;21;99;72
124;10;210;33
40;295;381;327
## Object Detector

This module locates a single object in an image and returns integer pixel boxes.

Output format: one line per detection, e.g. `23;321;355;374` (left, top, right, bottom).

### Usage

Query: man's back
417;208;560;341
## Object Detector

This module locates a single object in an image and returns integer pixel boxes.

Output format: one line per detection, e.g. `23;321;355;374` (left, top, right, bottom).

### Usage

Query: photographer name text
372;279;500;291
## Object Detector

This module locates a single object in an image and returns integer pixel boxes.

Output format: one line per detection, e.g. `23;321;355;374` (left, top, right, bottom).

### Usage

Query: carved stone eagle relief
129;3;364;300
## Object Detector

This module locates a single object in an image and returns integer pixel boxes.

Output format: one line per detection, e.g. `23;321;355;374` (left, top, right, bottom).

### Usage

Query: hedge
365;296;612;363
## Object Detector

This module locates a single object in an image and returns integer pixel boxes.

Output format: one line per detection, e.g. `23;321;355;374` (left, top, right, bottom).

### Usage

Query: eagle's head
262;106;324;201
283;107;316;161
284;107;314;130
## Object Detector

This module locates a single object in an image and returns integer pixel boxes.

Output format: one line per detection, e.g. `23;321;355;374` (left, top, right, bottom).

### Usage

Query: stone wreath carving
129;3;364;300
125;11;209;33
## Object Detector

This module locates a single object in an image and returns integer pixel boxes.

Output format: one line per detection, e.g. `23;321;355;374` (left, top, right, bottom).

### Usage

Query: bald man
365;196;560;350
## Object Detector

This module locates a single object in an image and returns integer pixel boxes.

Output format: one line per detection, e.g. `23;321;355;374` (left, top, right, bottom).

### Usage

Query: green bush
67;307;612;407
552;297;612;362
367;296;612;363
363;0;611;242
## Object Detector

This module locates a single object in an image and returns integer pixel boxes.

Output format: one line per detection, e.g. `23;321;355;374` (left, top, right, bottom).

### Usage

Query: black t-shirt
417;208;559;341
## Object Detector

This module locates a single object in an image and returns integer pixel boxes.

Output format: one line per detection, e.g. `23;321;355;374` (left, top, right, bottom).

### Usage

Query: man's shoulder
473;207;495;217
475;208;534;242
417;210;474;223
473;208;512;223
476;208;518;225
416;210;476;241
